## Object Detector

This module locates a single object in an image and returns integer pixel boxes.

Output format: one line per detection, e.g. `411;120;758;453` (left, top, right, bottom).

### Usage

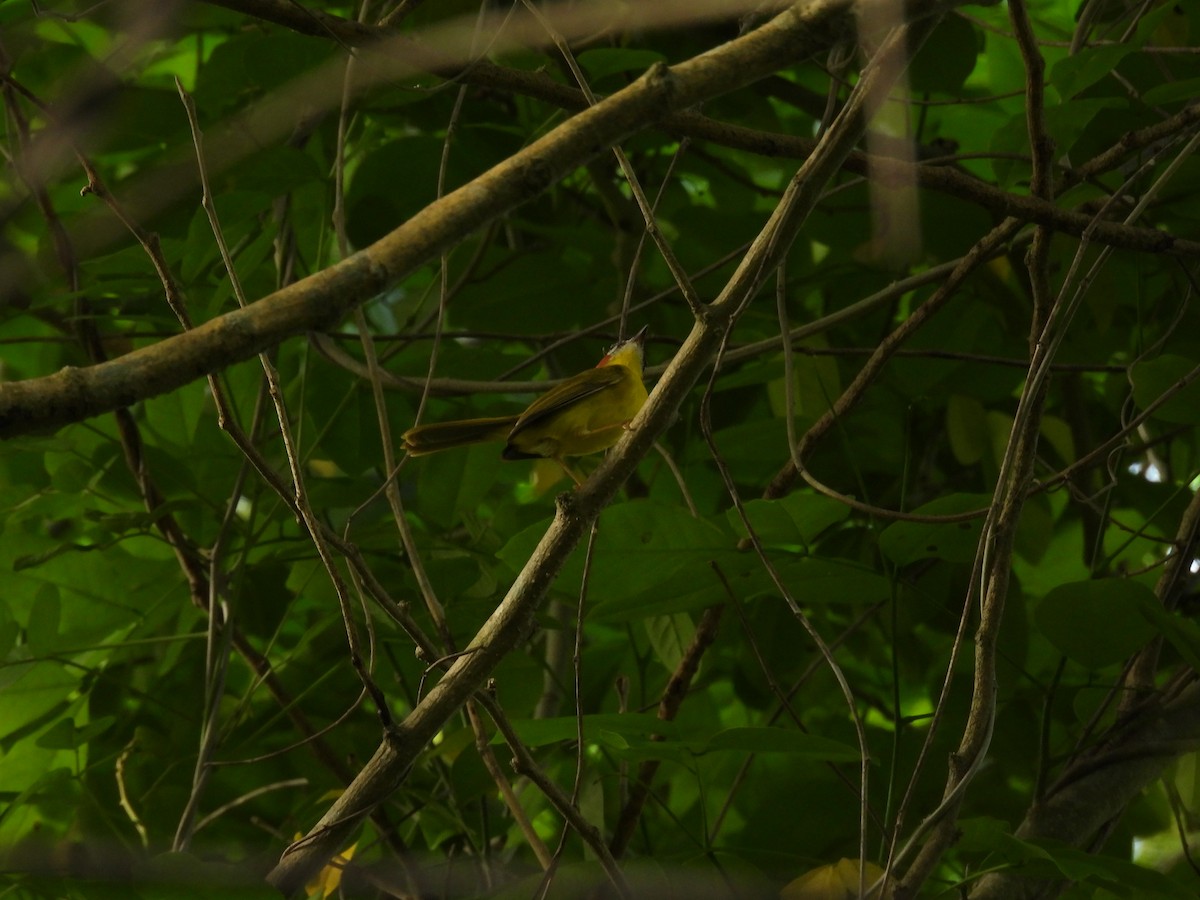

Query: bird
401;327;649;484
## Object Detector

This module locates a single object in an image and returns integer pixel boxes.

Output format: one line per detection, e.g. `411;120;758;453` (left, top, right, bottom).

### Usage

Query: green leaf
454;252;608;334
591;555;891;621
878;493;990;565
644;612;696;672
701;727;860;761
106;87;189;151
1035;579;1158;669
1011;837;1196;899
990;99;1124;185
498;500;730;606
31;715;111;752
0;620;18;660
1130;355;1200;424
25;585;60;654
578;48;666;81
34;717;78;750
947;394;987;465
580;725;861;764
233;146;323;196
975;829;1158;891
767;350;841;422
1039;414;1075;465
47;456;93;493
1142;77;1200;107
1043;98;1126;155
0;663;78;755
143;379;208;448
728;492;850;547
1049;44;1135;100
908;14;981;95
346;133;505;248
1137;602;1200;673
6;0;1200;877
497;713;674;747
957;816;1013;853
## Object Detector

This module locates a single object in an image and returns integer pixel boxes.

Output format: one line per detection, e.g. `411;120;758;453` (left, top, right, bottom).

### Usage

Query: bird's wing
511;365;629;433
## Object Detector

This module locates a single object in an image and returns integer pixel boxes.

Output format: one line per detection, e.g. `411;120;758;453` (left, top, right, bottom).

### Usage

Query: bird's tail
402;415;519;456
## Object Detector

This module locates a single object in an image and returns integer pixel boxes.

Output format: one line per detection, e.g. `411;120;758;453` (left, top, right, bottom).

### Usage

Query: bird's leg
554;457;586;486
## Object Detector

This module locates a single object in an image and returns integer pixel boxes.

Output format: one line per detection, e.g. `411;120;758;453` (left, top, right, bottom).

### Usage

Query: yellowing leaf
986;256;1013;283
529;457;570;495
298;834;356;899
781;858;890;899
307;459;345;478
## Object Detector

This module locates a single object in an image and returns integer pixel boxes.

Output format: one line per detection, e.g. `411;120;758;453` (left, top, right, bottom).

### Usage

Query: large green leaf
1035;579;1158;669
497;499;731;606
497;713;676;747
878;493;990;566
1131;355;1200;424
5;0;1200;890
590;554;892;621
1050;44;1136;100
578;48;667;81
701;726;860;760
908;14;981;95
727;491;850;548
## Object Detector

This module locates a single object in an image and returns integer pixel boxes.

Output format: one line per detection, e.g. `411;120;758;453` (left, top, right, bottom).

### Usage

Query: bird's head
597;325;648;373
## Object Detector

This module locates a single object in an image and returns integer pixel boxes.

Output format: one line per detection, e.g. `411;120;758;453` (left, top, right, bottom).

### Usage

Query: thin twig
177;77;391;726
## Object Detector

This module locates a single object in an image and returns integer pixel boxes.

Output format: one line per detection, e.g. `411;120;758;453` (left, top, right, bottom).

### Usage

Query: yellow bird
402;327;649;483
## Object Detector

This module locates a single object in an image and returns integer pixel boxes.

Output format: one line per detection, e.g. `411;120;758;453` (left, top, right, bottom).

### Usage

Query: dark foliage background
3;1;1200;898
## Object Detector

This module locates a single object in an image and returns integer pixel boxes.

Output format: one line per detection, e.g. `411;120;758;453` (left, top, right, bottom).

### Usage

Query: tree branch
264;3;942;892
969;676;1200;900
0;0;863;439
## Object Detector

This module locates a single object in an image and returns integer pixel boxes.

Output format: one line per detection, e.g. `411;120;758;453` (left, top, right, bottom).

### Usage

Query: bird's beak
630;324;649;346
